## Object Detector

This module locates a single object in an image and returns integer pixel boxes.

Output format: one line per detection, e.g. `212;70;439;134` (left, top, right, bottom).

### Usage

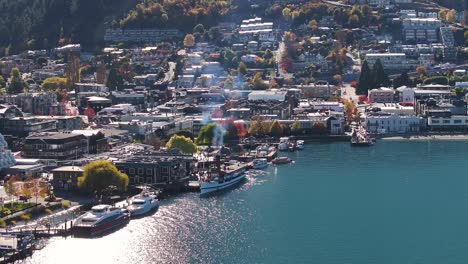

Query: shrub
44;208;53;215
0;219;5;228
2;208;11;216
20;213;31;221
61;200;71;208
9;220;16;226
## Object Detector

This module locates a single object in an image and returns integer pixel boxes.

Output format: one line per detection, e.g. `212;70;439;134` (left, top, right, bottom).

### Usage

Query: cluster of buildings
0;1;466;196
364;81;468;133
361;7;463;74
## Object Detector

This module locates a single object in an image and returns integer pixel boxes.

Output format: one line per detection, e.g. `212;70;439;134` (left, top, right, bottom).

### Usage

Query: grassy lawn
1;202;36;213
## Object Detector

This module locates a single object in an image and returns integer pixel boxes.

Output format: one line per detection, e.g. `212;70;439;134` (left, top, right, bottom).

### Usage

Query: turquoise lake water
23;141;468;264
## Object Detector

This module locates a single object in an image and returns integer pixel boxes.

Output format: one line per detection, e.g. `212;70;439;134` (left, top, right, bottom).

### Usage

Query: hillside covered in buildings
1;0;466;55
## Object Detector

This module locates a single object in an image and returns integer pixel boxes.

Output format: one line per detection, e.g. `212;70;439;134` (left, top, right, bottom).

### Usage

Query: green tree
252;73;268;90
356;60;371;95
77;160;129;195
372;59;390;88
248;117;268;136
208;27;221;41
7;68;27;94
166;135;197;154
269;120;284;137
196;123;216;145
291;120;302;135
42;77;68;91
238;62;247;75
193;24;205;34
19;213;31;224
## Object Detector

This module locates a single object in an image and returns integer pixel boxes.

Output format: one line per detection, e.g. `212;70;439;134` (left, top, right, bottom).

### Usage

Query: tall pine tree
356;60;371;95
372;59;390;88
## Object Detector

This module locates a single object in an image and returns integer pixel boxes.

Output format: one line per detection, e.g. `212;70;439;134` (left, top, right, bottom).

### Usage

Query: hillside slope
0;0;140;54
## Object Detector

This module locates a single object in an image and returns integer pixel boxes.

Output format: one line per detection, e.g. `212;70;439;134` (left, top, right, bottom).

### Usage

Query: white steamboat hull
200;174;246;195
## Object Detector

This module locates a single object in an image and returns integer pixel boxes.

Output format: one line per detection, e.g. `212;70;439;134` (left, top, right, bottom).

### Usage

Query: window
454;120;462;124
146;169;152;175
129;168;135;174
443;120;450;124
138;168;144;174
432;120;439;124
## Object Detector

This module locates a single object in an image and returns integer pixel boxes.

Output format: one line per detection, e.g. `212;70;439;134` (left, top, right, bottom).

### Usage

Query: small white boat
127;192;159;216
252;158;269;170
296;140;305;150
272;156;292;165
278;137;289;151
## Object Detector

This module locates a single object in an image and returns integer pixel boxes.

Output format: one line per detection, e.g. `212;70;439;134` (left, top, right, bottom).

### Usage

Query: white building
427;115;468;130
310;101;344;112
396;86;415;102
248;90;287;101
364;113;423;133
365;53;411;71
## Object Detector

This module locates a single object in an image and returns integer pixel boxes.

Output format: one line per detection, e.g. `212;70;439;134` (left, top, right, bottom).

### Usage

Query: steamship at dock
198;155;248;196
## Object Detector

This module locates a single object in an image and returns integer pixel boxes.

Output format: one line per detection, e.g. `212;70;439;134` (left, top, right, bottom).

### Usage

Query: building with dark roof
0;117;57;138
114;149;195;187
22;132;87;160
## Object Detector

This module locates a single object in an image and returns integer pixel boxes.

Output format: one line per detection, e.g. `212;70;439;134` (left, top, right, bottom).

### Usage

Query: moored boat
296;140;305;150
272;156;292;165
252;158;269;170
199;156;247;196
73;204;130;236
278;137;289;151
127;191;159;217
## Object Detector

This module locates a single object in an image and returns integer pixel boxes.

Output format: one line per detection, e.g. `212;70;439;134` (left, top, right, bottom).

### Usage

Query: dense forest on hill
0;0;243;55
0;0;139;54
117;0;233;29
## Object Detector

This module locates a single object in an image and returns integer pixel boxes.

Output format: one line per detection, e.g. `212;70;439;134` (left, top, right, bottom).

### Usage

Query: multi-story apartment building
364;113;423;133
402;18;441;43
365;53;412;71
0;93;58;115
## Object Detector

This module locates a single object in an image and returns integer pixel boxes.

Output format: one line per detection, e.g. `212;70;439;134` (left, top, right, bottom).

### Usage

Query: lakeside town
0;0;466;261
